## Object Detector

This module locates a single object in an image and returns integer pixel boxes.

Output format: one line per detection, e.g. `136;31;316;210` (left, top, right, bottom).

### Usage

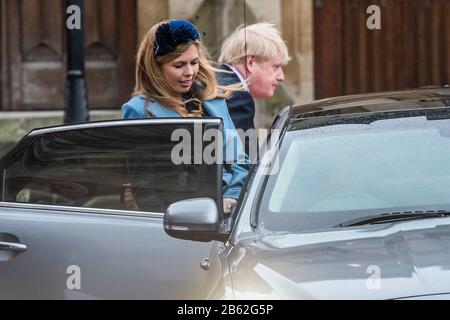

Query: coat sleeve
222;161;249;200
221;109;250;200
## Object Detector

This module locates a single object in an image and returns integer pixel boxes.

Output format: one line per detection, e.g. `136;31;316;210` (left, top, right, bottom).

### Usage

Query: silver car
2;87;450;299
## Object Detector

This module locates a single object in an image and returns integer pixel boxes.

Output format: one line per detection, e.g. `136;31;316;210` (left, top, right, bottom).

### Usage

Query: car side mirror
164;198;227;242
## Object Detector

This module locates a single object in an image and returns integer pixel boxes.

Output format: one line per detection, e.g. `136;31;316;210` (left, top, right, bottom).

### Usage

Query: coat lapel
146;98;229;120
203;99;227;118
146;100;180;117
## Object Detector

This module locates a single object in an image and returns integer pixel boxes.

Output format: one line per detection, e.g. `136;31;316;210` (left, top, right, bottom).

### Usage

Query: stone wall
281;0;314;104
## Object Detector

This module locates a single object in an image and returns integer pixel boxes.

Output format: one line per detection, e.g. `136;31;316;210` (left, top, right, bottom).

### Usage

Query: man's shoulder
216;65;240;86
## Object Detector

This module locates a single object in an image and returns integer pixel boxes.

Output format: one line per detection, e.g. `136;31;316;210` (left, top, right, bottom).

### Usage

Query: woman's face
161;44;199;95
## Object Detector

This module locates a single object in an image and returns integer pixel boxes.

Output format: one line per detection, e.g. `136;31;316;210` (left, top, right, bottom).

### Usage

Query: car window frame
240;106;291;230
0;118;224;217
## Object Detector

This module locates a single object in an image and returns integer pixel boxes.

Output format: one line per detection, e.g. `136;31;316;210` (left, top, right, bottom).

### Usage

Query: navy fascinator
154;20;200;57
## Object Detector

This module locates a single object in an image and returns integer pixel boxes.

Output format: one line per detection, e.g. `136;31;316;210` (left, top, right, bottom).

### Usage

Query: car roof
289;86;450;120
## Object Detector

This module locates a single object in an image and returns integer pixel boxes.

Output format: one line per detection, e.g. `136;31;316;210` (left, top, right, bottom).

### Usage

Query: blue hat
154;20;200;57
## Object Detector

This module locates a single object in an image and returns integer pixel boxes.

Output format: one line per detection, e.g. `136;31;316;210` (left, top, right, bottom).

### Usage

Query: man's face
247;56;285;99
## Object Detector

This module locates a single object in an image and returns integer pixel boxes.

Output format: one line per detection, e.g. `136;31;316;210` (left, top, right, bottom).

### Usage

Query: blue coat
121;94;249;200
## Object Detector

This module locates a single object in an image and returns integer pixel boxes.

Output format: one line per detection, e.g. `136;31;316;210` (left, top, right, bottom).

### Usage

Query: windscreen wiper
335;211;450;228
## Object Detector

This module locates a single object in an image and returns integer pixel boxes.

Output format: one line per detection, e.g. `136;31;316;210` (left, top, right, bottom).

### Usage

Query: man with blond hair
217;23;290;135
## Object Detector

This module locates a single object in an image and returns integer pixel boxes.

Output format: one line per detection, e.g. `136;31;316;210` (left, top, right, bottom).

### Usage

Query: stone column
169;0;203;19
137;0;169;42
281;0;314;103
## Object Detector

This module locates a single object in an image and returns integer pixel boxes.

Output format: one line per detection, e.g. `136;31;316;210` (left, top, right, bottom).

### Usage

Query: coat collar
144;98;180;117
143;96;225;118
223;64;249;91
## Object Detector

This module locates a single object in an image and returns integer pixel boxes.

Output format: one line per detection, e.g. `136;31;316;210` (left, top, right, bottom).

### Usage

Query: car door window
1;120;221;213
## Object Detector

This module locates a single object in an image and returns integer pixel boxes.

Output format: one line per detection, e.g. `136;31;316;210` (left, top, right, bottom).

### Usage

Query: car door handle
0;241;27;253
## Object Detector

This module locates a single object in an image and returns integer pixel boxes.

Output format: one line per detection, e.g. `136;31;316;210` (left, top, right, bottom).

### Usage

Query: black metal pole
64;0;89;124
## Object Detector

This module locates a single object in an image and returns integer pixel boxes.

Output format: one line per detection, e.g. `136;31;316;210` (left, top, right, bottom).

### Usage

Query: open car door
0;118;223;299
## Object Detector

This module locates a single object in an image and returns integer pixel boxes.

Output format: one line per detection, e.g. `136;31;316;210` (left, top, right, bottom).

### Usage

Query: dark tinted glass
3;121;221;213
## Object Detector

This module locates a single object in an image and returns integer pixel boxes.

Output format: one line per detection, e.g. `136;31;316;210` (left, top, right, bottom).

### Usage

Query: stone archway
1;0;137;111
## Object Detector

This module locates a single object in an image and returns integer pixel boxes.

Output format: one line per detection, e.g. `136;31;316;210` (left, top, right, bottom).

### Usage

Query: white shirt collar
225;64;249;91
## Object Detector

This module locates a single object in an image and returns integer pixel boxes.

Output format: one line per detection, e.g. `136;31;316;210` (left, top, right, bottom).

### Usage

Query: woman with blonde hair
122;19;248;215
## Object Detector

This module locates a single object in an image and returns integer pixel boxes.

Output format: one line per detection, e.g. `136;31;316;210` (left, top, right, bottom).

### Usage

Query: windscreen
260;114;450;232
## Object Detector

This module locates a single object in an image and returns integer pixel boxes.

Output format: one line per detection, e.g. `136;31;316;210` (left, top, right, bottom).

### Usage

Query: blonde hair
134;20;232;117
219;23;290;65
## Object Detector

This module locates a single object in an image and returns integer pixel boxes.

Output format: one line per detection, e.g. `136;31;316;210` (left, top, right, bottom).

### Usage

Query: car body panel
290;86;450;119
227;218;450;299
0;203;215;299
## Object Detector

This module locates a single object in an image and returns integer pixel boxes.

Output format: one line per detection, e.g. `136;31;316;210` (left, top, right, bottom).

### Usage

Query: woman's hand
223;198;237;216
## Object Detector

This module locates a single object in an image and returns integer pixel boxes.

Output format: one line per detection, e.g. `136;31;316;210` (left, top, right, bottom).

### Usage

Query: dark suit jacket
216;65;255;132
217;65;257;159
